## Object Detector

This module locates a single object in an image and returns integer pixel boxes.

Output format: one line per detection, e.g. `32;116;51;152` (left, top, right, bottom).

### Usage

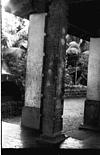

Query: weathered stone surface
25;14;45;108
87;38;100;101
40;0;68;138
81;38;100;130
42;117;63;135
21;14;46;129
83;100;100;127
21;106;40;130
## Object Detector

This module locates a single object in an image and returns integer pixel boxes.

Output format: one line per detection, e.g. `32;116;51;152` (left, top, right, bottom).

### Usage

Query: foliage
2;10;89;89
2;9;29;49
3;49;27;87
2;10;29;88
1;32;9;49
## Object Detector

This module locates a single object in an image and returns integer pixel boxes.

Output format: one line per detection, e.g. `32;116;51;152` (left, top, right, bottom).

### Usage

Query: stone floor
2;98;100;149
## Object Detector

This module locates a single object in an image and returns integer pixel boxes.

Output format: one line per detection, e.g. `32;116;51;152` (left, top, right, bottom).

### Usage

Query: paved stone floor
2;98;100;149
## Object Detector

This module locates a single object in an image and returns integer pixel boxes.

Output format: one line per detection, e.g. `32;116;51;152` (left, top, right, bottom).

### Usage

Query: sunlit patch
60;137;83;149
1;0;10;7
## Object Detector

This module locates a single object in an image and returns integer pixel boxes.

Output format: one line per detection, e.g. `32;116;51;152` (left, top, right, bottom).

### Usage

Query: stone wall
64;85;87;98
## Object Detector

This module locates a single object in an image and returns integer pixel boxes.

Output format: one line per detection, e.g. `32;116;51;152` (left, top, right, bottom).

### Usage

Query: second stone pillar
80;38;100;131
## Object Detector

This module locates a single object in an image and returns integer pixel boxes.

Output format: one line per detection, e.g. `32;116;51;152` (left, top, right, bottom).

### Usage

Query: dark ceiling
68;1;100;40
4;0;100;40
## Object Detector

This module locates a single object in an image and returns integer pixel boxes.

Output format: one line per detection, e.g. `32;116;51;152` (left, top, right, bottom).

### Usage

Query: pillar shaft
80;38;100;130
40;0;68;142
21;13;46;129
87;38;100;101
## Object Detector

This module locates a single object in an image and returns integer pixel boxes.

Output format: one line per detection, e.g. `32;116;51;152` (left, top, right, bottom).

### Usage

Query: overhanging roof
68;0;100;39
3;0;100;39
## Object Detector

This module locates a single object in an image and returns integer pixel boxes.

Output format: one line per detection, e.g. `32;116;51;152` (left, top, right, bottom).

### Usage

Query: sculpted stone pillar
39;0;68;143
21;13;46;130
80;38;100;131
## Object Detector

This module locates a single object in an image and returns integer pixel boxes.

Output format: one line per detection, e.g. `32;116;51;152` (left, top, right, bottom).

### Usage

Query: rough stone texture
83;100;100;128
87;38;100;101
21;14;46;129
21;106;40;129
64;86;87;98
40;0;68;138
25;14;45;108
82;38;100;130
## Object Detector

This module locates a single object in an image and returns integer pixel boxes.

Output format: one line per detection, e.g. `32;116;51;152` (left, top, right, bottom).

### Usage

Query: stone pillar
21;13;46;130
39;0;68;143
80;38;100;131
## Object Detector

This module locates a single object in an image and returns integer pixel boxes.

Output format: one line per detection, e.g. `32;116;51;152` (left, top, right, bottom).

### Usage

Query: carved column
21;13;46;130
80;38;100;131
39;0;68;143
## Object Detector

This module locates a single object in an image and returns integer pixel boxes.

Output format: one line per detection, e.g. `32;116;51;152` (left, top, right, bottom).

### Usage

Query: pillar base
37;133;67;144
21;106;40;130
84;100;100;126
79;123;100;132
79;99;100;132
